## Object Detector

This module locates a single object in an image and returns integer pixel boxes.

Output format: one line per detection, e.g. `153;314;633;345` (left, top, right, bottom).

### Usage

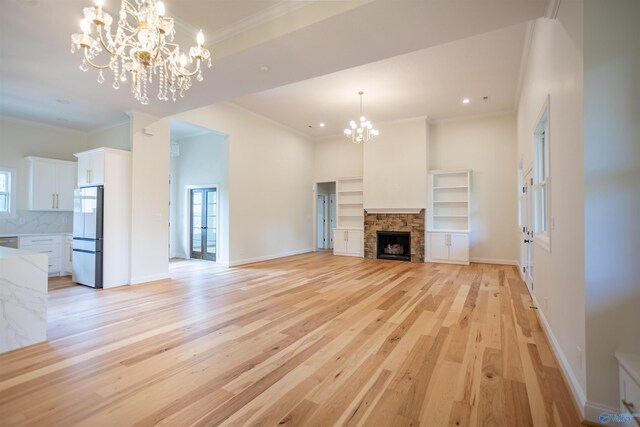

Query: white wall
430;114;518;263
313;135;363;182
363;118;428;209
0;117;88;234
170;132;229;265
516;5;588;415
583;0;640;411
174;103;314;266
88;121;130;150
129;112;171;284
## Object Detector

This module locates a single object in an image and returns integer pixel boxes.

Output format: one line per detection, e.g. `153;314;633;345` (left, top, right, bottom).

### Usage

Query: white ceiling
232;22;529;137
0;0;548;132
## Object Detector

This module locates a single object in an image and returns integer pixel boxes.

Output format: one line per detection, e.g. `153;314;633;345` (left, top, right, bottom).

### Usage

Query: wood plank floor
0;253;582;426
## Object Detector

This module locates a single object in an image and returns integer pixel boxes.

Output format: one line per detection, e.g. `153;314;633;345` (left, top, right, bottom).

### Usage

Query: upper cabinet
25;157;77;211
75;148;106;187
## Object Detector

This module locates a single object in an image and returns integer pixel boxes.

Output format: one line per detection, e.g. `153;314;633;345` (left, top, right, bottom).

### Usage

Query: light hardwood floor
0;253;582;426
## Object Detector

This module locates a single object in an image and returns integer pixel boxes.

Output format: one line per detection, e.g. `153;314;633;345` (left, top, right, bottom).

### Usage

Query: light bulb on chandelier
71;0;212;104
344;91;379;143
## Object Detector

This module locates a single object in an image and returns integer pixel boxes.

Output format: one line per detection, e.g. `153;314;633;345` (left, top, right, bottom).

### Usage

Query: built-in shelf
428;169;471;233
336;177;364;230
433;186;468;190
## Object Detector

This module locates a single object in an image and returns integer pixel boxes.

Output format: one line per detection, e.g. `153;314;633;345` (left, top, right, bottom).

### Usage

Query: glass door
190;188;217;261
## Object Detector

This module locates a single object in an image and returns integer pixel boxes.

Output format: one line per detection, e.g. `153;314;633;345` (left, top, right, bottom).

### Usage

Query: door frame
312;181;336;251
522;168;534;292
185;184;219;261
316;194;328;249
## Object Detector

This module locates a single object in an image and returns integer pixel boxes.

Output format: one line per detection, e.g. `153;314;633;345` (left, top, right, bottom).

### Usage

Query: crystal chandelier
71;0;212;105
344;91;379;143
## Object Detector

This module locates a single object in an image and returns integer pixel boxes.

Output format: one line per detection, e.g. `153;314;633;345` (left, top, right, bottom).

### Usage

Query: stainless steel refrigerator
72;186;104;288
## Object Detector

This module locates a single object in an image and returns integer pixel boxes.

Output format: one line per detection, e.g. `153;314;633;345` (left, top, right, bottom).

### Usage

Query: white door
32;160;57;210
429;232;449;261
523;169;534;292
55;164;76;211
333;229;346;254
316;195;327;249
449;233;469;262
346;230;362;255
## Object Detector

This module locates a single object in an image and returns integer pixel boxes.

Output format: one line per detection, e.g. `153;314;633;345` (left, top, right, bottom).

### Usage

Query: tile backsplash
0;210;73;235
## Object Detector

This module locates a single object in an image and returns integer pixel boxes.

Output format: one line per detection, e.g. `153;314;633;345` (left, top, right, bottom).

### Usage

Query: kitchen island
0;247;48;353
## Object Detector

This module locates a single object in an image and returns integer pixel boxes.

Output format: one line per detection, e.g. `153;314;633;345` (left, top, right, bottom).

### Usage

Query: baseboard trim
470;257;519;266
229;248;313;267
531;294;589;420
584;400;620;425
130;272;170;285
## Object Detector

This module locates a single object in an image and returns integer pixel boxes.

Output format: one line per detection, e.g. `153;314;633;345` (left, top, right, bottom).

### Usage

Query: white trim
584;401;619;424
470;258;519;266
206;2;311;44
0;167;17;219
364;208;423;214
531;294;588;420
130;272;170;285
88;118;130;135
546;0;562;19
428;168;472;175
515;20;535;109
229;248;312;267
224;102;313;140
426;259;470;265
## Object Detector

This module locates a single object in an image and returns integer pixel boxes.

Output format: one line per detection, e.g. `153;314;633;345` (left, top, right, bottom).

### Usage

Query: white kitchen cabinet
19;235;63;275
76;149;106;187
334;228;362;257
428;231;469;265
64;235;73;275
25;157;76;211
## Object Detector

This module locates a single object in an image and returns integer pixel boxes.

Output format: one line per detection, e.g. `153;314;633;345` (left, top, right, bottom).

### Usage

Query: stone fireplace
364;209;425;262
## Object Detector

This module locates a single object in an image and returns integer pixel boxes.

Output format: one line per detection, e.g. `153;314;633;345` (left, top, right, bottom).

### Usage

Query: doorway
315;182;336;250
189;187;217;261
521;168;534;292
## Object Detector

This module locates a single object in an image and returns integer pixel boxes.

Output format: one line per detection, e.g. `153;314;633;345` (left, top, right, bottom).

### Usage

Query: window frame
533;96;551;252
0;167;16;218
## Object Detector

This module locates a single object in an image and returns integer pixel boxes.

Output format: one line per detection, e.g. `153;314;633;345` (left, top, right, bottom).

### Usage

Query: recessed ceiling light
462;98;470;104
319;123;325;127
260;65;269;72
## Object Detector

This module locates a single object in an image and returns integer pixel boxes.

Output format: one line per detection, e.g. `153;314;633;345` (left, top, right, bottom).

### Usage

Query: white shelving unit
427;169;471;264
333;177;363;257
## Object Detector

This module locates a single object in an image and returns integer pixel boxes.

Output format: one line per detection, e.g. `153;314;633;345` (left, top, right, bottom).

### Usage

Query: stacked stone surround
364;210;425;262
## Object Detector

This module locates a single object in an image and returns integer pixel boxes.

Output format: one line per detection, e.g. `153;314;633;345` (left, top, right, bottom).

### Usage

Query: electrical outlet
577;346;583;369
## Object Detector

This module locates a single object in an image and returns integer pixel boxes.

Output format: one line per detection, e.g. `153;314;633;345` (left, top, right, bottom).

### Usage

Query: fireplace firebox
376;231;411;262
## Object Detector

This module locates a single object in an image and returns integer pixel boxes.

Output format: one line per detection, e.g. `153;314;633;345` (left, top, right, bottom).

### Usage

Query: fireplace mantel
364;208;423;214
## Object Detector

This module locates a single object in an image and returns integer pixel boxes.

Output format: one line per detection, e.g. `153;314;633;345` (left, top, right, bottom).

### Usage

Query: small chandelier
71;0;212;105
344;91;379;143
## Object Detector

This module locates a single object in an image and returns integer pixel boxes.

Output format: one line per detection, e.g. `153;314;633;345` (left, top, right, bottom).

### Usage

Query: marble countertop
0;247;42;259
0;233;72;238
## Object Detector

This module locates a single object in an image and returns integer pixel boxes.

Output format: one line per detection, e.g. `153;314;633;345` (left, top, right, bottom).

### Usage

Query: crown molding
207;2;312;44
514;20;536;110
546;0;561;19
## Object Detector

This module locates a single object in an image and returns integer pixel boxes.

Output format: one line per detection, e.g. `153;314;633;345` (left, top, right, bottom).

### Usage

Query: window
0;168;15;217
533;97;550;251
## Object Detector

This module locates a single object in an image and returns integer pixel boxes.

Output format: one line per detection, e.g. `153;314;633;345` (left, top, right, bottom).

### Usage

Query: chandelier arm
96;25;118;57
83;47;114;70
169;57;202;78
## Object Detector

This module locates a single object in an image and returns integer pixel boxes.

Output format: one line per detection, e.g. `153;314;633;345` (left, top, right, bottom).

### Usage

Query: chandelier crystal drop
344;91;379;144
71;0;212;104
